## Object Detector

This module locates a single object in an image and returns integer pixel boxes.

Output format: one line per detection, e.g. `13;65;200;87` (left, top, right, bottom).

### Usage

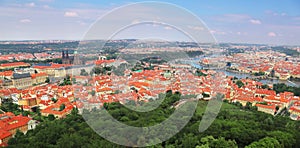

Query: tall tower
62;50;70;64
66;50;69;59
73;51;82;65
62;50;65;58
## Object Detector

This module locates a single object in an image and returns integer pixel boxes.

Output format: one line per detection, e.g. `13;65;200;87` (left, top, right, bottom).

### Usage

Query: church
61;50;82;65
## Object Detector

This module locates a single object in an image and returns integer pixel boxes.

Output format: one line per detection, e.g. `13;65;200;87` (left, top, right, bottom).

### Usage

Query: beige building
31;72;48;84
256;104;276;115
11;73;32;89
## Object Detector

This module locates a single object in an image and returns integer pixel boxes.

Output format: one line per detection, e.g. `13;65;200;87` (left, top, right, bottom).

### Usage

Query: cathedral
62;50;82;65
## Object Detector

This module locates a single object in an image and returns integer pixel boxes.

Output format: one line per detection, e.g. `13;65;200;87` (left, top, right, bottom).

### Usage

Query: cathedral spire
62;50;65;58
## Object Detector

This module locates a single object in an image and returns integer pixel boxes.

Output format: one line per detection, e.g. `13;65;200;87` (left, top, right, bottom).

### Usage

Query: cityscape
0;1;300;148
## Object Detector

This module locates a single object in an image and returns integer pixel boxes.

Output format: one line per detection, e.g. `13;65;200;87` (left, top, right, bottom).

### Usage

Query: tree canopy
6;93;300;148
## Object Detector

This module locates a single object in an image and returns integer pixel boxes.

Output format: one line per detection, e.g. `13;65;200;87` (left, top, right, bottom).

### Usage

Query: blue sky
1;0;300;45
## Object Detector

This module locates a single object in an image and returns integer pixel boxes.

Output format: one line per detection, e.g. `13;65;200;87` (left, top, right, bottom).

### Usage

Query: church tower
62;50;71;64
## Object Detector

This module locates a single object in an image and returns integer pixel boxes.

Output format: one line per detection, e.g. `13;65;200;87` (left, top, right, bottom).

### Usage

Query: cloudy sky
1;0;300;45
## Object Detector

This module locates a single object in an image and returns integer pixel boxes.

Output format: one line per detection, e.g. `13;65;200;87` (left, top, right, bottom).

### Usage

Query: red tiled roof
256;104;276;110
0;114;31;132
96;87;113;92
0;71;13;77
95;59;115;65
31;72;48;79
0;62;30;68
33;64;71;69
0;129;12;140
290;106;300;113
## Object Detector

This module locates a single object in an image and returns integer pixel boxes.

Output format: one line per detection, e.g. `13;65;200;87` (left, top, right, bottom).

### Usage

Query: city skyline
1;0;300;45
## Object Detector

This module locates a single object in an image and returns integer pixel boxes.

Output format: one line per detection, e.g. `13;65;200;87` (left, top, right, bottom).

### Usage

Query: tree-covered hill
7;93;300;148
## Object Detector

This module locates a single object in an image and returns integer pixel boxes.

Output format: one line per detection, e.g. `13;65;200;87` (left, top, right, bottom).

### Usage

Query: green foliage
0;101;21;115
59;104;65;111
0;42;78;55
140;57;167;64
89;90;96;96
7;130;26;145
273;83;300;96
202;93;210;98
185;50;204;57
45;77;50;83
196;136;238;148
196;70;207;77
271;46;299;57
80;69;88;76
7;97;300;148
71;107;79;115
59;75;72;86
47;114;55;121
90;66;112;75
235;80;244;88
254;71;265;76
261;84;269;89
267;131;295;148
245;137;281;148
51;98;57;103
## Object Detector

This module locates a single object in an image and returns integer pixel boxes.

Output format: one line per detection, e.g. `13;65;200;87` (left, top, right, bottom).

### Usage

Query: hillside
7;94;300;148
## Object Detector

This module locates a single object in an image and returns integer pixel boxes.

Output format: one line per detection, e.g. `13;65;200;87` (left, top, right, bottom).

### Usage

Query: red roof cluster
0;112;31;142
94;59;115;65
0;62;30;68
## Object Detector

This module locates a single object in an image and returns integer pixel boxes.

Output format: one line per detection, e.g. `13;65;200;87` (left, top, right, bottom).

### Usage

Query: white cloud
131;19;140;24
281;13;287;16
164;26;172;30
210;30;226;35
249;19;261;25
19;19;31;23
26;2;35;7
64;11;79;17
188;25;204;31
268;32;277;37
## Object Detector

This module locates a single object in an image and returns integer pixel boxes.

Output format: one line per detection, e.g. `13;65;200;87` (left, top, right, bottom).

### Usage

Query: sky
0;0;300;45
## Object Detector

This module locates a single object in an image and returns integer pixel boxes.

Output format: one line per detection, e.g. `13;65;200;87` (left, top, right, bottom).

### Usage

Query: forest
6;92;300;148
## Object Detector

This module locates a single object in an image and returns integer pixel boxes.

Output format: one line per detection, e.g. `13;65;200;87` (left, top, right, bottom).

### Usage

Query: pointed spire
66;50;69;58
62;50;65;58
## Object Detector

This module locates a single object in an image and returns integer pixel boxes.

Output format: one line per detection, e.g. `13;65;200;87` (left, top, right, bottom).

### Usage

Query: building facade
11;73;32;89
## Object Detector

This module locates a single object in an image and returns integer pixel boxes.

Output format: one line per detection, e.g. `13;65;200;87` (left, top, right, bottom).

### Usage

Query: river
187;58;300;87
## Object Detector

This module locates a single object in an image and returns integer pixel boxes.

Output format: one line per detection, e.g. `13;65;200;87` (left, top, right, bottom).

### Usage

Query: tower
62;50;65;58
73;51;82;65
66;50;69;59
62;50;70;64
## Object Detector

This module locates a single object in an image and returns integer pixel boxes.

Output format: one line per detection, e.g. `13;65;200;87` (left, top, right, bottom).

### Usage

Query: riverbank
191;62;300;87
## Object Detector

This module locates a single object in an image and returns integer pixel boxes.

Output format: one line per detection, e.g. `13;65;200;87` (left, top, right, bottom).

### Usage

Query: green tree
45;77;50;83
59;104;66;111
71;107;78;115
8;130;27;145
236;80;244;88
80;69;88;76
246;137;281;148
197;136;238;148
51;98;57;103
267;131;295;148
56;133;88;148
90;90;96;96
261;84;269;89
48;114;55;121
